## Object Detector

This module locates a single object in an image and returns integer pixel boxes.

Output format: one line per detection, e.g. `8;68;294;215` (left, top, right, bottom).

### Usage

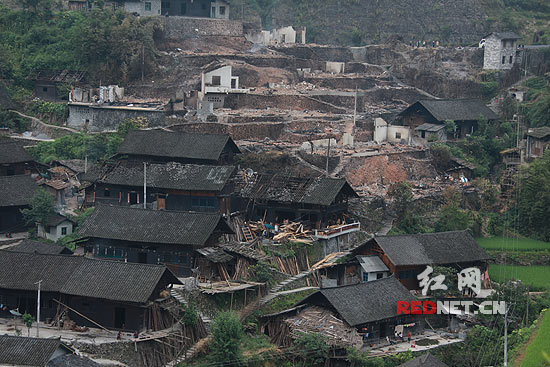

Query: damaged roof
236;173;358;206
0;141;34;164
9;239;74;255
82;161;234;191
78;205;233;246
400;99;499;121
397;353;449;367
196;247;235;263
526;126;550;139
0;335;65;367
0;174;39;207
355;230;489;266
117;130;240;162
54;159;89;174
298;276;416;326
0;250;181;303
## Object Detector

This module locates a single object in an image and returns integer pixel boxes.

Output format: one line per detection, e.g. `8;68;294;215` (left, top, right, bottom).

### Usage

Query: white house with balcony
199;64;249;109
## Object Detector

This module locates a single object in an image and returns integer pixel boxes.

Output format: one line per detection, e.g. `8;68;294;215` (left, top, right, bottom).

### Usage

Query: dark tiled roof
117;130;240;161
526;126;550;139
236;173;358;206
486;31;521;40
0;335;62;366
82;161;234;192
0;250;181;303
357;230;489;266
196;247;235;263
78;205;233;246
400;99;499;121
298;276;416;326
0;175;39;207
45;213;75;227
222;242;268;261
397;353;448;367
0;141;34;164
48;354;100;367
9;239;74;255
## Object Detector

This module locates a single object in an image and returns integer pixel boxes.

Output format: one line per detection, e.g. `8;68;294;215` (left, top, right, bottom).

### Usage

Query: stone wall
161;16;243;41
67;104;167;132
483;35;517;70
223;93;347;113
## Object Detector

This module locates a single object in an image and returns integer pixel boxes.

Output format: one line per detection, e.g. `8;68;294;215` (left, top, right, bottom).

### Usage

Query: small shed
445;158;477;180
37;214;75;242
526;126;550;160
357;255;390;282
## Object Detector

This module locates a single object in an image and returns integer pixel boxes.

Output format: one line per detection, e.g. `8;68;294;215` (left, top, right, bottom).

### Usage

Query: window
61;227;67;235
211;75;221;86
395;132;401;139
144;1;151;11
502;56;506;64
362;272;368;282
377;272;384;279
211;6;216;17
96;245;124;259
42;87;48;92
192;197;216;208
103;188;111;197
231;78;237;89
398;270;418;279
509;55;513;64
421;130;426;139
219;6;225;15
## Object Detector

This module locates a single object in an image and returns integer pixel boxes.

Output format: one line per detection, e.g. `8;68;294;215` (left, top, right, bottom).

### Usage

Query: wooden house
27;69;86;101
7;239;74;255
233;173;359;227
0;141;38;176
526;126;550;160
262;277;423;345
0;175;38;233
81;161;234;213
0;335;77;367
398;99;498;142
0;250;182;331
115;130;240;165
445;158;477;181
351;231;489;290
78;205;234;276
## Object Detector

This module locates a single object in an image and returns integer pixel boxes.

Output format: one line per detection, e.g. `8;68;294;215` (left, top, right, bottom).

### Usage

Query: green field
519;310;550;367
490;265;550;291
477;237;550;251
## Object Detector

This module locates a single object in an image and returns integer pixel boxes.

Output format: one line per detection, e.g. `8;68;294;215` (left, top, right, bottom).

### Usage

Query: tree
387;182;425;234
209;311;244;366
21;189;55;226
431;145;451;171
22;313;35;337
346;346;384;367
291;332;329;367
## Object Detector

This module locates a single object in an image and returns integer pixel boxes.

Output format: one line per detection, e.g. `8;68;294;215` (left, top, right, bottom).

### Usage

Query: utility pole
504;306;509;367
141;44;145;82
143;162;147;209
353;86;357;126
35;280;42;337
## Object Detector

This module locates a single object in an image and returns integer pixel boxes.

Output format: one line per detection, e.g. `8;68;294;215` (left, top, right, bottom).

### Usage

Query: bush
290;332;329;367
180;302;198;326
209;311;244;366
21;188;55;226
249;262;275;284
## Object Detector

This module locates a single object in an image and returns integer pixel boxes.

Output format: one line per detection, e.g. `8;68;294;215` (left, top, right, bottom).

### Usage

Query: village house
37;214;75;242
0;250;182;331
81;161;235;212
482;32;521;70
78;205;234;276
233;172;358;228
27;69;86;101
115;129;240;165
7;239;74;255
0;141;39;176
397;99;499;143
261;276;423;346
50;159;89;180
445;157;477;181
199;63;249;110
0;335;79;367
159;0;230;17
0;175;38;233
351;231;489;290
525;126;550;160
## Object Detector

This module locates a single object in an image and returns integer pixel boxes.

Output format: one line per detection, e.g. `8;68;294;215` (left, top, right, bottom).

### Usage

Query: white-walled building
482;32;521;70
37;214;75;242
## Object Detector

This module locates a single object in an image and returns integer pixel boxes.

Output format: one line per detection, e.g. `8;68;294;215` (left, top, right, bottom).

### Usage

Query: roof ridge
321;274;399;291
94;203;223;216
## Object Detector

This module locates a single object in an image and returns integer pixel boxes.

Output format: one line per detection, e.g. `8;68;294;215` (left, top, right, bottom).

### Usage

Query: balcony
314;222;361;239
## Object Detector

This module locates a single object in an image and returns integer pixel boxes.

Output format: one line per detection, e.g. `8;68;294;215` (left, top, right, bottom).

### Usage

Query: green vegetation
22;313;35;337
477;237;550;251
21;188;55;226
490;265;550;291
180;302;199;326
209;311;244;366
521;76;550;128
519;310;550;367
290;332;329;367
57;207;93;250
249;262;275;285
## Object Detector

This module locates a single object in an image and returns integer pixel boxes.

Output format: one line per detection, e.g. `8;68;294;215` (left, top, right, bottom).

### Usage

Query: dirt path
10;110;78;137
512;311;545;367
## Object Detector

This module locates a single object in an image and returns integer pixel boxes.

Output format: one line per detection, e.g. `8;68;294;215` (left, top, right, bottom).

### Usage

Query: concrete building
245;26;306;45
37;214;75;242
200;64;248;109
373;118;412;144
159;0;229;17
482;32;521;70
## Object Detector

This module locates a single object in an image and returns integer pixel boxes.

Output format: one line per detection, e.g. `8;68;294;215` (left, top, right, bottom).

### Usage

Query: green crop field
490;265;550;291
477;237;550;251
520;310;550;367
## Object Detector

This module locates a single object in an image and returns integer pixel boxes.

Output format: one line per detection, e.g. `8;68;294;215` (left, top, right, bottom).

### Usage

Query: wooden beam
52;299;113;334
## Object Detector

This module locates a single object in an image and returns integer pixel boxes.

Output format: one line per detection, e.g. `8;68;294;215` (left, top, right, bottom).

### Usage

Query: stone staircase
170;289;212;325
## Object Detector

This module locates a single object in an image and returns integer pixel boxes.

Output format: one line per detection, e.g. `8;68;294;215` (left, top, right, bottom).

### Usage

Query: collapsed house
0;175;39;233
0;250;182;331
233;172;359;227
0;141;40;176
78;205;234;276
27;69;86;101
115;129;240;165
351;231;489;290
261;276;422;346
7;239;74;255
245;26;307;45
445;157;477;181
397;99;499;142
0;335;85;367
81;161;235;212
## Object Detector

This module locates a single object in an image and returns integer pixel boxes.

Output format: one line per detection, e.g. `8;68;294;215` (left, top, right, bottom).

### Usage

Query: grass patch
490;265;550;291
477;237;550;251
519;310;550;367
